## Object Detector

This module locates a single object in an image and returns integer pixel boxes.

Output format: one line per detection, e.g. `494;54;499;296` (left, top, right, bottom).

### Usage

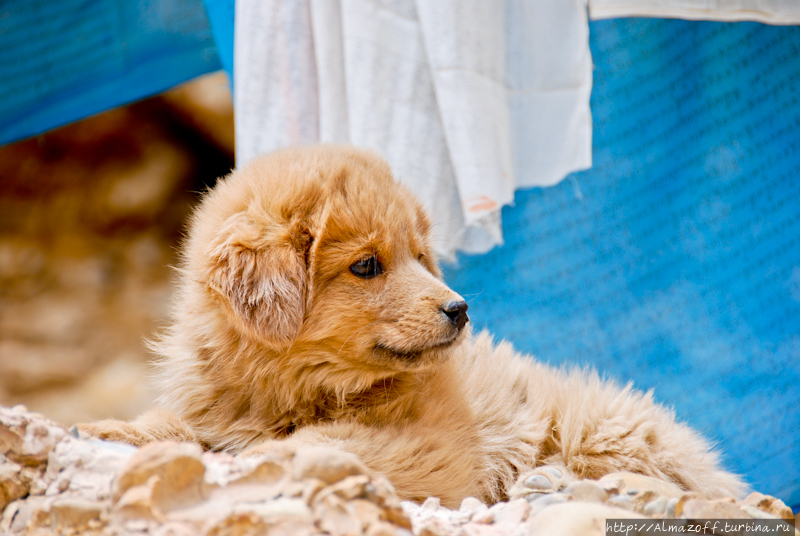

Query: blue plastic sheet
445;19;800;509
0;0;221;145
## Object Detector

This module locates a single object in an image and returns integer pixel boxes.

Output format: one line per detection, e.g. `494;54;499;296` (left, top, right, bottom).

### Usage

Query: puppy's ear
204;213;309;346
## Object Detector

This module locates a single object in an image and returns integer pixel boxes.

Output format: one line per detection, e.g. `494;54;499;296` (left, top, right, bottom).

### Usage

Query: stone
665;497;679;518
293;447;368;485
459;496;488;517
563;480;608;504
346;498;385;529
364;477;398;507
213;457;287;503
677;498;751;520
526;502;646;536
45;435;135;500
739;504;782;520
204;512;268;536
50;498;105;529
418;519;449;536
606;494;635;511
2;405;796;536
301;477;327;502
112;441;206;514
0;495;55;533
741;492;794;520
0;461;27;511
384;504;413;530
231;457;285;486
643;496;668;516
235;497;313;522
471;508;495;524
367;520;403;536
114;483;158;521
0;406;66;465
323;474;372;502
314;492;362;536
528;492;570;516
421;496;442;511
490;498;531;525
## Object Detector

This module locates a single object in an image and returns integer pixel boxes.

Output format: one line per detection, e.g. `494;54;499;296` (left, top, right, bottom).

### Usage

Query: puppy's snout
441;300;469;330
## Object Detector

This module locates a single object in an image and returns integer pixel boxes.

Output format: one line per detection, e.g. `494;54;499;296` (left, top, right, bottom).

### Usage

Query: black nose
441;300;469;329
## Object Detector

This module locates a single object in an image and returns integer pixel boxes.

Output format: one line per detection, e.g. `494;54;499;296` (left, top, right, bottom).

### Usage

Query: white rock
526;501;646;535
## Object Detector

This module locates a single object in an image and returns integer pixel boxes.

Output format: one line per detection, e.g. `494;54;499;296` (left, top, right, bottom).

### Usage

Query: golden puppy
81;145;744;507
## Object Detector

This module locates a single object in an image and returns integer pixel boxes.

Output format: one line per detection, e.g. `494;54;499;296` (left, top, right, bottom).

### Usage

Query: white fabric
234;0;592;257
588;0;800;24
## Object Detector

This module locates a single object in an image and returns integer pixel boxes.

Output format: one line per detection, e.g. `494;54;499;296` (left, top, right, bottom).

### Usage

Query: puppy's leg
78;408;198;447
535;372;748;499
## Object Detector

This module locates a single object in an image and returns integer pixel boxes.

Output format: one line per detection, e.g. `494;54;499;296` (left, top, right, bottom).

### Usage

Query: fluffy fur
81;145;745;507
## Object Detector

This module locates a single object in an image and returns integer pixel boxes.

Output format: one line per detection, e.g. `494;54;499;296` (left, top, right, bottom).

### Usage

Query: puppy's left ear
204;213;310;347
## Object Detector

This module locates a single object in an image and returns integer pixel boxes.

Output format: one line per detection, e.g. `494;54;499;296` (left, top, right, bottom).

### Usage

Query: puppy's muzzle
441;300;469;330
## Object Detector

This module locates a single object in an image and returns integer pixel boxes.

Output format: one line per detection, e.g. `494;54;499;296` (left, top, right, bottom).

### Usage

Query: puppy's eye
350;256;383;279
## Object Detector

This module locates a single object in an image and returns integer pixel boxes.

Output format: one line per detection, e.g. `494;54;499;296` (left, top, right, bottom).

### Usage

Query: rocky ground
1;406;795;536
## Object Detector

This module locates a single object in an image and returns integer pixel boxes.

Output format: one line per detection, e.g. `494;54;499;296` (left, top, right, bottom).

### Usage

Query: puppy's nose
441;300;469;329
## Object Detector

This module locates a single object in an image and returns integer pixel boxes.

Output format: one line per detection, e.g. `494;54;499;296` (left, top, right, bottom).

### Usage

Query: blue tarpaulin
2;0;798;510
446;19;800;508
0;0;221;145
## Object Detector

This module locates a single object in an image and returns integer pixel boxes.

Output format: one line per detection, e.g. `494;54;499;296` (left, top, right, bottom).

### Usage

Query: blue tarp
446;19;800;509
2;0;798;510
0;0;221;145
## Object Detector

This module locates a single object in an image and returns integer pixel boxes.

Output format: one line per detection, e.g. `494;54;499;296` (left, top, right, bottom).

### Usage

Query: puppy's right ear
203;212;309;347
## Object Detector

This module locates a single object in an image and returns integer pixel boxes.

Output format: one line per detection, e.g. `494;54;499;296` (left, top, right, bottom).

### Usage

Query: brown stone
323;475;372;502
0;406;66;465
114;482;159;521
0;461;27;511
215;458;287;503
314;493;362;536
741;492;794;520
418;519;449;536
346;498;385;530
677;497;751;520
113;441;206;513
204;512;269;536
384;504;413;530
526;502;646;536
459;497;488;517
50;498;105;529
490;498;531;525
293;447;368;485
366;520;402;536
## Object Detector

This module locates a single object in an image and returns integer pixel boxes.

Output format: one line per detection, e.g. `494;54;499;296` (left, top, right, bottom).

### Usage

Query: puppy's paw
508;464;575;500
77;419;157;447
240;439;297;460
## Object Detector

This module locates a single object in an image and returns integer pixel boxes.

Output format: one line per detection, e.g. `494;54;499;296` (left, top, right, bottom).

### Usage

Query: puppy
81;145;745;507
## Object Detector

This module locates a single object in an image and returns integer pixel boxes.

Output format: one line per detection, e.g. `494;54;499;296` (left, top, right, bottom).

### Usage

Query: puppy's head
185;145;468;370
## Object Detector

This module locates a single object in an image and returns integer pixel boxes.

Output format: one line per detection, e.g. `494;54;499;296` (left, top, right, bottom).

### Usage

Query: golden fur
81;145;745;507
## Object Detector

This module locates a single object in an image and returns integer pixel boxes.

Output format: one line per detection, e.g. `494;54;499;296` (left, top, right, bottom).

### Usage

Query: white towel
234;0;593;257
